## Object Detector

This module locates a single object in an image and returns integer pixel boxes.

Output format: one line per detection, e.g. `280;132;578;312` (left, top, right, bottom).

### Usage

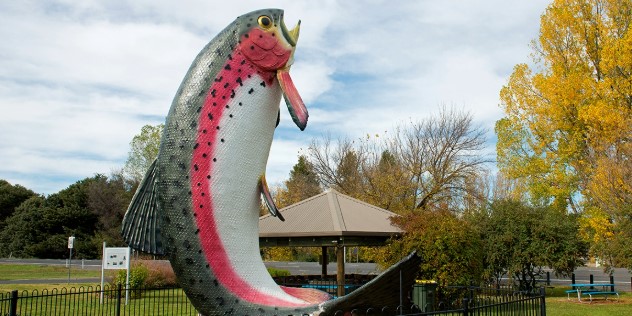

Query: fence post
571;273;576;289
9;290;18;316
589;274;594;290
546;272;550;286
540;287;546;316
462;298;469;316
610;275;615;292
116;283;122;316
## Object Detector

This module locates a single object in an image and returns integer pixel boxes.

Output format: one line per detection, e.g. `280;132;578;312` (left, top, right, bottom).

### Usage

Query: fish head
236;9;308;130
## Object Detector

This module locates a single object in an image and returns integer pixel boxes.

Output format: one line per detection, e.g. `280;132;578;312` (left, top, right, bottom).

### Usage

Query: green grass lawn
546;286;632;315
2;264;631;316
0;263;103;281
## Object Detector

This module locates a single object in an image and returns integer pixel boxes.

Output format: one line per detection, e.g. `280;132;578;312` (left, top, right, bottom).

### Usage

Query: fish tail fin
319;252;421;315
121;159;165;255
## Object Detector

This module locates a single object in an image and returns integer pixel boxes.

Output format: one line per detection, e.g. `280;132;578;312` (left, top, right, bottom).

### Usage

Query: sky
0;0;551;195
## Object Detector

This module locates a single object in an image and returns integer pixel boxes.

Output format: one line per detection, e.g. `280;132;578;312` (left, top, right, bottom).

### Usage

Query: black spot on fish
194;164;199;171
185;258;194;265
202;153;207;158
194;143;199;149
178;163;186;170
223;82;229;88
230;90;235;98
258;308;265;314
239;102;243;106
248;88;254;94
195;229;200;234
183;240;191;249
198;90;205;97
240;60;246;65
221;139;225;142
213;158;217;162
216;297;225;306
196;107;202;113
216;126;220;130
226;105;230;109
211;89;217;97
193;212;197;217
188;191;192;195
222;95;226;99
198;249;203;254
260;81;266;87
250;45;255;50
190;121;197;128
197;182;201;186
229;114;233;118
227;54;233;60
236;77;243;86
199;204;204;208
207;264;211;269
226;308;234;315
215;76;223;82
207;141;212;146
213;102;217;106
203;129;207;134
224;64;231;71
207;175;211;179
244;34;249;38
182;208;188;215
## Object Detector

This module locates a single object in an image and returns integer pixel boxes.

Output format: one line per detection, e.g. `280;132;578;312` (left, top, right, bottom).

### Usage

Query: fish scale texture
122;8;420;316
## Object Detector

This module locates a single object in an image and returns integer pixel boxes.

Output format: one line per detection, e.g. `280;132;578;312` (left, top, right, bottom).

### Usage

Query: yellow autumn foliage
497;0;632;268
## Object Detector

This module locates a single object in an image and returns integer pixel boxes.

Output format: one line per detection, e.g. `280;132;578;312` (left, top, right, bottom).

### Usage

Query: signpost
100;242;131;304
67;236;75;284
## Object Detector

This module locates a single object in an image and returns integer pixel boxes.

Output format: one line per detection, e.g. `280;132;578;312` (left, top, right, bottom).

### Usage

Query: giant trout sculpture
122;8;420;316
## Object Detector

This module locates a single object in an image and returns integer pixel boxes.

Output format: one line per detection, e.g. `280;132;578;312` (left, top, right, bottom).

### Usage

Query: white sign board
103;247;131;270
68;236;75;249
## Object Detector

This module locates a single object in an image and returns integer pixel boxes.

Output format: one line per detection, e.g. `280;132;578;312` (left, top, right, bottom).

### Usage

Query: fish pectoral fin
121;159;166;255
259;175;285;221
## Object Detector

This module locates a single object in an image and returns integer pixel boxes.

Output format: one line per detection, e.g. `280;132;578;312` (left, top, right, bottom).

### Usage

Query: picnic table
567;283;619;303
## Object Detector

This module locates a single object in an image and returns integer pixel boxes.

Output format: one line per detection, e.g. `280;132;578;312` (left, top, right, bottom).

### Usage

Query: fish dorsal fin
121;159;165;255
259;174;284;221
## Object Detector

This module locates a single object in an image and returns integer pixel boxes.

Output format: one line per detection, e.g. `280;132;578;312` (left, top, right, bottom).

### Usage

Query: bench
581;291;619;303
565;289;578;300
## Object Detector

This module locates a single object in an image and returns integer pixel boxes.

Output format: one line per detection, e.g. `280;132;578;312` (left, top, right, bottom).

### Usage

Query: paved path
1;258;630;291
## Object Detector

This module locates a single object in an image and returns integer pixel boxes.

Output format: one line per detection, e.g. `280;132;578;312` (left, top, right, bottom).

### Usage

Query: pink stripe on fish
190;51;308;307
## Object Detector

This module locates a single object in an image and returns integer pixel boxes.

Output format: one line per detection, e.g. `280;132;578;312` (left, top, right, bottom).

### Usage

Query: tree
375;208;484;286
275;155;322;208
473;200;588;291
496;0;632;268
0;174;135;259
308;108;488;214
0;179;35;228
124;124;164;183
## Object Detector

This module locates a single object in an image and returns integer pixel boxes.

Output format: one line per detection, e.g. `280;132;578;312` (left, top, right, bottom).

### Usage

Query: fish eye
258;15;272;29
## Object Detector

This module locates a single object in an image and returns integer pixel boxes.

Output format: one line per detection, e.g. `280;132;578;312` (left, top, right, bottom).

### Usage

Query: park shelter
259;189;402;296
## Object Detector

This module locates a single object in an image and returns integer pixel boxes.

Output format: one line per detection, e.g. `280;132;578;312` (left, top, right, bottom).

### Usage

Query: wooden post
321;246;328;278
337;245;345;297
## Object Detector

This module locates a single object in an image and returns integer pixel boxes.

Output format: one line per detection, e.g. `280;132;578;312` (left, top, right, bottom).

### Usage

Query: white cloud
0;0;551;194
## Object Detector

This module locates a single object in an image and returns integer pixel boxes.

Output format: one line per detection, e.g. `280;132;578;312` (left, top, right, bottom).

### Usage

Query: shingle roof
259;189;402;238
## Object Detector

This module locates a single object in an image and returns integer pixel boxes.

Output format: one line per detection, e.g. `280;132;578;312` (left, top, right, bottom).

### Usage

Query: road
1;258;630;291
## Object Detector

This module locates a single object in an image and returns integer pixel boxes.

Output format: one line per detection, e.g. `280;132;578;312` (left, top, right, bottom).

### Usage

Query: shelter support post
321;246;328;278
337;245;345;297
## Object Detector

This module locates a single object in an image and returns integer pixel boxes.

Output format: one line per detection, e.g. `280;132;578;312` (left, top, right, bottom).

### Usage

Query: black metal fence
0;283;545;316
0;284;198;316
